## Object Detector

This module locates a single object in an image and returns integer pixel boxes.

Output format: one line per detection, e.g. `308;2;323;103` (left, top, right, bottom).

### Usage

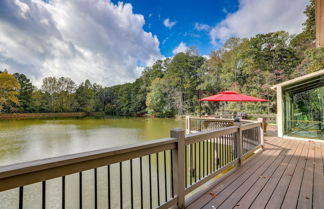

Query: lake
0;117;185;209
0;117;184;166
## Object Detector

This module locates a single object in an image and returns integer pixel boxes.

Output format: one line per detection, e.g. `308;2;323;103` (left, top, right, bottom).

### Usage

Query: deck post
257;118;265;149
170;128;186;209
234;122;243;166
185;116;191;134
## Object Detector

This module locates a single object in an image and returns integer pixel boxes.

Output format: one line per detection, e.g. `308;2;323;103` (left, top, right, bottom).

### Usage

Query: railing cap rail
0;136;177;179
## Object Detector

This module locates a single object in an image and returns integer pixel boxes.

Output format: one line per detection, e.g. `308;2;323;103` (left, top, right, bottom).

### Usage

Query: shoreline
0;112;103;120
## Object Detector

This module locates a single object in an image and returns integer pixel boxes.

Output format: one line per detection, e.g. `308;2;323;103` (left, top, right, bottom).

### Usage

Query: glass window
284;86;324;140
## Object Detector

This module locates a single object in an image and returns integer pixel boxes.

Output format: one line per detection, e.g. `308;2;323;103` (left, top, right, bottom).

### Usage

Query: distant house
272;70;324;140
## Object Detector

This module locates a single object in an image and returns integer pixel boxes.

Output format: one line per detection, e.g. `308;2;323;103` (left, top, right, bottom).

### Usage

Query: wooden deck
187;128;324;209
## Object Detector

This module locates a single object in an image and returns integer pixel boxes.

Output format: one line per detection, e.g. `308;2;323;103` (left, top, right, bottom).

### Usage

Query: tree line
0;0;323;117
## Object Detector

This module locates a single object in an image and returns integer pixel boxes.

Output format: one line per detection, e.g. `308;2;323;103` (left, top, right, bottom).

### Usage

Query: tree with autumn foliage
0;71;20;112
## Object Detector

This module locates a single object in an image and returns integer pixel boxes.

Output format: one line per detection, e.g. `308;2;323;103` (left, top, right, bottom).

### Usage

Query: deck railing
185;116;257;133
0;121;263;209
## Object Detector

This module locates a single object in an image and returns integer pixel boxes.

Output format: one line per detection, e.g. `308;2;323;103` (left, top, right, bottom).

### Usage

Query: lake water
0;117;185;209
0;117;185;166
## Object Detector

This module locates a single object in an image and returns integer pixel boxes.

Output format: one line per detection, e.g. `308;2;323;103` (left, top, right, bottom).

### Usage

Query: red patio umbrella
200;91;269;102
199;91;269;117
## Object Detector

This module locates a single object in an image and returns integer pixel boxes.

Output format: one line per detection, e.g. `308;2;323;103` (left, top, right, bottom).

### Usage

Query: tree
146;78;176;117
75;80;96;112
14;73;33;112
290;0;315;50
0;72;20;112
41;77;59;112
57;77;76;112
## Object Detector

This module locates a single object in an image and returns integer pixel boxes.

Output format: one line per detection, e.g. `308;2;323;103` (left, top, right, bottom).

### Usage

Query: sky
0;0;310;87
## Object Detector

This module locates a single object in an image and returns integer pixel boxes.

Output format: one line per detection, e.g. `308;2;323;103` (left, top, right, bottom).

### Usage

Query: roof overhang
271;69;324;93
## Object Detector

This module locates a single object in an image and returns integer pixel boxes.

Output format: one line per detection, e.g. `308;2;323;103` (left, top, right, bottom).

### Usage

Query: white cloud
163;18;176;29
210;0;309;45
194;23;210;31
172;42;189;54
0;0;162;86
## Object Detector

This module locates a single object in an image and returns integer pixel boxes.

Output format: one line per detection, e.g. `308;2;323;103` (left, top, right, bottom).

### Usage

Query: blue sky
0;0;309;86
111;0;239;56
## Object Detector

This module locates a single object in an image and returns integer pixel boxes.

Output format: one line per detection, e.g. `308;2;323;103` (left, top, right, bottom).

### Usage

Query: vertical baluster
194;143;197;183
225;134;228;164
94;168;97;209
215;137;219;170
79;172;82;209
219;137;222;168
62;176;65;209
223;135;226;165
140;157;143;209
230;134;233;161
203;141;205;177
233;133;236;160
190;144;193;185
19;186;23;209
156;153;160;206
207;139;209;175
170;150;174;198
227;134;230;164
199;141;201;179
120;162;123;209
185;145;187;188
212;138;215;172
149;155;152;209
221;136;224;167
163;151;168;202
211;138;213;172
225;135;227;165
210;139;212;173
210;139;213;173
42;181;46;209
107;165;111;209
224;135;226;165
233;134;238;159
209;139;213;173
130;160;134;209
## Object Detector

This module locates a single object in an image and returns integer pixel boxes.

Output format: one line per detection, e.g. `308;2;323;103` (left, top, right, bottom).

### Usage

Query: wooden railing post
234;122;243;166
257;118;265;149
170;128;185;209
185;116;191;134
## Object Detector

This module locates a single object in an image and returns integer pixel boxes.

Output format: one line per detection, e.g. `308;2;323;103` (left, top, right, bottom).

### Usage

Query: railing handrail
240;121;262;130
185;126;238;145
187;117;235;121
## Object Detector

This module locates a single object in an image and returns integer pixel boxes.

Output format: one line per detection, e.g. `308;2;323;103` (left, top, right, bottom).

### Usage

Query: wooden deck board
313;142;324;209
216;140;296;209
202;140;290;209
237;140;303;209
296;141;315;209
261;141;306;209
186;138;284;209
186;132;324;209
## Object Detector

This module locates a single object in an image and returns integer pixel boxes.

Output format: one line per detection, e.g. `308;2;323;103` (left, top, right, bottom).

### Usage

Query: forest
0;0;323;117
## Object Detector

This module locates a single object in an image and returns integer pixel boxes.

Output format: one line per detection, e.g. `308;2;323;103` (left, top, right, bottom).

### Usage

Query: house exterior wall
276;86;284;137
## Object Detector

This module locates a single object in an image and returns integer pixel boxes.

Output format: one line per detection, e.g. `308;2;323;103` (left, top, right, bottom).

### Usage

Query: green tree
146;78;176;117
13;73;33;112
75;80;96;112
